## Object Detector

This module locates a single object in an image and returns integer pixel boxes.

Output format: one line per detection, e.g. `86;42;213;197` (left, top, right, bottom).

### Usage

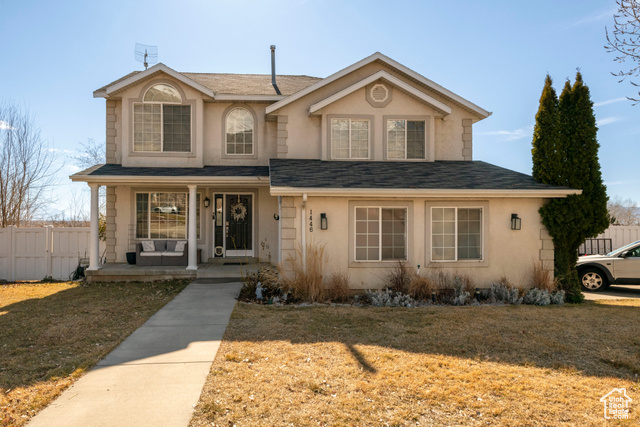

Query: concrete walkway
29;280;242;427
583;285;640;300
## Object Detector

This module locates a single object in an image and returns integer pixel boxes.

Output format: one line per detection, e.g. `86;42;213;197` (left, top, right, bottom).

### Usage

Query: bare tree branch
606;0;640;103
0;100;61;227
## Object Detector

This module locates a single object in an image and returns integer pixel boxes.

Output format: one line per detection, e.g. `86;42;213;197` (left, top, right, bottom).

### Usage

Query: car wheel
580;268;609;292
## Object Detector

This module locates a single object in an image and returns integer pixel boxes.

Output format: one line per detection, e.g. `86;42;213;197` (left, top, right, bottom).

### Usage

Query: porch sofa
136;240;188;266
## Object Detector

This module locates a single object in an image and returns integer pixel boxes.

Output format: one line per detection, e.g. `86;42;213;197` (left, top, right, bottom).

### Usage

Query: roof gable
266;52;491;119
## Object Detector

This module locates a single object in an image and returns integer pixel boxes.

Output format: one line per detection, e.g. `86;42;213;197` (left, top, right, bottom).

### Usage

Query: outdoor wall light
274;213;280;220
511;213;522;230
203;197;211;208
320;213;328;230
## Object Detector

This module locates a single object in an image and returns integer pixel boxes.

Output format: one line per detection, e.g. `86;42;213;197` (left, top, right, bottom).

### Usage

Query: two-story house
72;51;577;288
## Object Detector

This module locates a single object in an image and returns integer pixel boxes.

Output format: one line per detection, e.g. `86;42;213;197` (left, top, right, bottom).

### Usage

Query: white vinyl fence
0;226;94;281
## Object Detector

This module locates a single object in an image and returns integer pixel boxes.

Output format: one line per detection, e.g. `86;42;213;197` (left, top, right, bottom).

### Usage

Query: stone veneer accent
280;196;297;270
462;118;472;161
106;100;117;164
540;227;554;273
277;115;288;158
105;187;117;263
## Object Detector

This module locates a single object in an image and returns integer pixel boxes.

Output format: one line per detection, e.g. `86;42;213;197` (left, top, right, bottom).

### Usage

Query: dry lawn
191;300;640;426
0;280;189;426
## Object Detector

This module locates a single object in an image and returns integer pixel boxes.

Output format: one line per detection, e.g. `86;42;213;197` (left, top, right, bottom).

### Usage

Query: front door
225;194;253;257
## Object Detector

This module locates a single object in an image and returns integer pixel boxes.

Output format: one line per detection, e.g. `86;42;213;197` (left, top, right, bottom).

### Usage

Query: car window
627;247;640;258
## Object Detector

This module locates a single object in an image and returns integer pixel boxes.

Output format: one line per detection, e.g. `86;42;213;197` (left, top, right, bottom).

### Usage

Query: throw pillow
174;241;187;252
141;241;155;252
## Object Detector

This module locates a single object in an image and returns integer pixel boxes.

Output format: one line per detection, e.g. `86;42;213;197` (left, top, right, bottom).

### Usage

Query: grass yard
0;280;189;426
191;299;640;426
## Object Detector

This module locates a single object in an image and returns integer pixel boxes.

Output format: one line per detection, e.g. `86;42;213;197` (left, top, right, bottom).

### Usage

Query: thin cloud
0;120;13;130
594;97;628;107
566;8;616;29
597;116;622;126
477;126;531;141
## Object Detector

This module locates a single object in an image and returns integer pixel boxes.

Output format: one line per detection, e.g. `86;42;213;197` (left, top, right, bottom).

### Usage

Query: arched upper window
133;83;191;152
225;108;254;155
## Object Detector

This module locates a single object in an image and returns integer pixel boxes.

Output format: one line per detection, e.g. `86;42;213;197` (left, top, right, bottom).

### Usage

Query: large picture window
431;207;482;261
133;84;191;153
387;119;426;160
226;108;254;155
331;118;369;159
136;192;200;239
355;207;407;261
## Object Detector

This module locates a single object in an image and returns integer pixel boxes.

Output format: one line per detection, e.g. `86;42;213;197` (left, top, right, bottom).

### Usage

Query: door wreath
231;200;247;221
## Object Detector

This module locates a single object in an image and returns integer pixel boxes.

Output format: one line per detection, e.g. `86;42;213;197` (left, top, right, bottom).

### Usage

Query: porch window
355;207;406;261
431;207;483;261
135;192;200;239
387;119;426;159
133;84;191;152
331;118;369;159
226;108;254;155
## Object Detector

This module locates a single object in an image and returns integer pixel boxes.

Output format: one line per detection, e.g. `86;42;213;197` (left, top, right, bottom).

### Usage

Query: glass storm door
225;194;253;257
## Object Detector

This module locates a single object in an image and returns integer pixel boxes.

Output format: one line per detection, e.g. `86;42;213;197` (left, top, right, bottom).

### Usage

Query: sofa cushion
166;240;177;251
154;240;167;251
139;251;163;257
141;241;155;252
174;241;187;252
163;251;184;257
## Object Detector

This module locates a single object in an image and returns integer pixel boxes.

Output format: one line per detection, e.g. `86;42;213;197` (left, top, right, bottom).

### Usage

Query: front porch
86;258;270;283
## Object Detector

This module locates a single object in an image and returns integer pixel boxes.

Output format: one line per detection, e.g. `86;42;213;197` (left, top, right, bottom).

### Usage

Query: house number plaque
309;209;313;232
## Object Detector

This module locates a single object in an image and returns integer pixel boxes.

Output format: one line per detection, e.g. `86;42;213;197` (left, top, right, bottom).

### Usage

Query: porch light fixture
203;197;211;208
511;213;521;231
320;213;328;230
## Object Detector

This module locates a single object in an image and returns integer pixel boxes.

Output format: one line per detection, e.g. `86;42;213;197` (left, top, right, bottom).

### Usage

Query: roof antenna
135;43;158;70
270;45;282;95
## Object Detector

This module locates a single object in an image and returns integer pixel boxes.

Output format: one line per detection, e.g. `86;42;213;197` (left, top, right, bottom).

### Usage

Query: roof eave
269;187;581;198
71;174;270;186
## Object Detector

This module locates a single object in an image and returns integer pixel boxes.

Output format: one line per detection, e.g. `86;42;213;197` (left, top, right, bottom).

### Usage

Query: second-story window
226;108;254;155
387;119;426;160
331;118;369;159
133;84;191;152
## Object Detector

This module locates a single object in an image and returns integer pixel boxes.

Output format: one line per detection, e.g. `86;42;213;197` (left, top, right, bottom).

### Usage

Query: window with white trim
226;108;254;155
135;192;200;239
355;207;406;261
331;118;369;159
133;84;191;152
431;207;482;261
387;119;426;159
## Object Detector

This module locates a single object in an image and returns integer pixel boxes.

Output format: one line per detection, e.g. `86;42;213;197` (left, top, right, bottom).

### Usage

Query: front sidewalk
28;280;242;427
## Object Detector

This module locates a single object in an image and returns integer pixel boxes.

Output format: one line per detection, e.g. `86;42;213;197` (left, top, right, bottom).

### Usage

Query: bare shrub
240;266;280;301
456;274;476;295
279;242;328;303
407;275;434;301
532;262;558;292
326;272;351;303
387;261;411;292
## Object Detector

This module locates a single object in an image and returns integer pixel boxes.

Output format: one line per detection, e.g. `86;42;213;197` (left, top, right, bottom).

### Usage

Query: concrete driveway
583;285;640;300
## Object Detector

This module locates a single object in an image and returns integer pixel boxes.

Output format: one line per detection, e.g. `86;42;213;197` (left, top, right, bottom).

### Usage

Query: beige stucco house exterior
72;51;577;288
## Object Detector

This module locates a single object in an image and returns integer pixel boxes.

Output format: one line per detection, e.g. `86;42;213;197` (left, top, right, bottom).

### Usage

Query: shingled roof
85;164;269;178
269;159;575;192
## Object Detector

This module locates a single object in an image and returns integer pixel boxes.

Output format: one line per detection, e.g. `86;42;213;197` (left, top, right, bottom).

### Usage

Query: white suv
576;241;640;291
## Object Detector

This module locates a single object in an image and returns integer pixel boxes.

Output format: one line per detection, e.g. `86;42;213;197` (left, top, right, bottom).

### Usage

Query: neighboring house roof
266;52;491;119
268;159;579;197
93;63;321;100
71;164;270;185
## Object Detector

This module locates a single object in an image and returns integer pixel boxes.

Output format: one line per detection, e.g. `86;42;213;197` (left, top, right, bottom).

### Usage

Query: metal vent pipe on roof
270;45;282;95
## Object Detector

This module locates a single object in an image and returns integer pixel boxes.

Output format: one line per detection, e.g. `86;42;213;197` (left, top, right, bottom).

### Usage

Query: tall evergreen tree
533;72;609;303
532;75;559;183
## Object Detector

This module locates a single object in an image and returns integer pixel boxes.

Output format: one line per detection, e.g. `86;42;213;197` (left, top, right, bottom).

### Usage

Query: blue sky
1;0;638;216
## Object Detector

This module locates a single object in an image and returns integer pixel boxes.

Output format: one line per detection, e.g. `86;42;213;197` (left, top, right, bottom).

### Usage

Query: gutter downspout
270;45;282;95
301;193;307;272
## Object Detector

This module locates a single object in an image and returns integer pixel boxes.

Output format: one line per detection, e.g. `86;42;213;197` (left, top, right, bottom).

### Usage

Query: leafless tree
608;195;640;225
606;0;640;103
72;137;107;215
0;101;60;227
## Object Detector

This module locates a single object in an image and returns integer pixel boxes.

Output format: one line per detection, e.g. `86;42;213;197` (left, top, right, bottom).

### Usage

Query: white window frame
225;107;255;156
386;119;427;160
354;206;408;262
330;118;370;160
430;206;484;262
133;84;192;153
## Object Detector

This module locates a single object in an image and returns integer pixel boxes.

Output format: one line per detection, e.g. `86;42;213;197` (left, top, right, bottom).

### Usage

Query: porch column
87;183;100;270
187;184;198;270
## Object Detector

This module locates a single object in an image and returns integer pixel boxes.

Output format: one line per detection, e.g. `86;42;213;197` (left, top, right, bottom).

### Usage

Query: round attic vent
370;84;389;102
